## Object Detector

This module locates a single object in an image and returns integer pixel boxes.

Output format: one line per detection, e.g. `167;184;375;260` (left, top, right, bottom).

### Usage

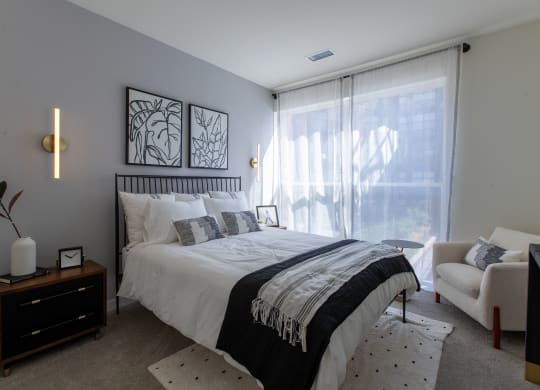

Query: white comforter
118;228;417;389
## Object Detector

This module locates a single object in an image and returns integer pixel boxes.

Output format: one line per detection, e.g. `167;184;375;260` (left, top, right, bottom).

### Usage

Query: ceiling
67;0;540;90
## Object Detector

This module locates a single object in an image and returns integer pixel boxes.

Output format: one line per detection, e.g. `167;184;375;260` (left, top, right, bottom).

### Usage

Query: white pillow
172;192;210;201
208;191;248;203
143;198;207;243
203;197;250;232
118;192;174;246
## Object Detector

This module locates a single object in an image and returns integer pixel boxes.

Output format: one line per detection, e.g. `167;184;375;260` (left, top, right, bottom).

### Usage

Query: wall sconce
41;107;66;179
249;143;260;182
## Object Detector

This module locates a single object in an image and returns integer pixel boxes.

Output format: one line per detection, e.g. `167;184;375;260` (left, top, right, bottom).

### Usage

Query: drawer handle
21;312;95;338
20;284;95;307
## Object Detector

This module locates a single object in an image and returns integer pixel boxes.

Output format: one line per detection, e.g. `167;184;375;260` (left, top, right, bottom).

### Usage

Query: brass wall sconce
41;107;67;179
250;143;260;182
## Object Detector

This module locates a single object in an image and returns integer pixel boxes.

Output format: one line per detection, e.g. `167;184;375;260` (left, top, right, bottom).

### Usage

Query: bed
114;174;420;390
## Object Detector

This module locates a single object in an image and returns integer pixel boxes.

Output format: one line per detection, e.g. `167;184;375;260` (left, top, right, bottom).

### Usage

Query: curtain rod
273;41;470;97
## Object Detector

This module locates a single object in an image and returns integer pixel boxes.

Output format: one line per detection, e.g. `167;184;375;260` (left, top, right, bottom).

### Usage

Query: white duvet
118;228;418;389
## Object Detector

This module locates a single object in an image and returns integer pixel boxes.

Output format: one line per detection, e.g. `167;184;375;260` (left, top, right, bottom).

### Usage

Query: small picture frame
58;246;84;270
256;205;280;227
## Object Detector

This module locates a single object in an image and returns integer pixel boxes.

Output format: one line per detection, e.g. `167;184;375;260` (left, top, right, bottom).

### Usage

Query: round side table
381;239;424;252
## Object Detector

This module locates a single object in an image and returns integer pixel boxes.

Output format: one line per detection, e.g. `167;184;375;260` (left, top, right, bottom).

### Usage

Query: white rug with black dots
148;307;453;390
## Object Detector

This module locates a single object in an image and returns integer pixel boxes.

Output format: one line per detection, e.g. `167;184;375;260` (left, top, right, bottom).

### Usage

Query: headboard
114;173;242;313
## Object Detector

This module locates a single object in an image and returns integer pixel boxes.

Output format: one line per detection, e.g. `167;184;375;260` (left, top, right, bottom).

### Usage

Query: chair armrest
432;242;474;267
480;262;528;305
432;242;474;281
479;262;528;329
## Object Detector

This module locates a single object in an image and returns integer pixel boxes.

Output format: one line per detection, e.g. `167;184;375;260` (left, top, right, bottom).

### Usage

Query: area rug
148;307;453;390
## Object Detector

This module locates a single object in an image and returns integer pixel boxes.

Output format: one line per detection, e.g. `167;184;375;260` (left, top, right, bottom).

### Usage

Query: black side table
526;244;540;384
382;239;424;252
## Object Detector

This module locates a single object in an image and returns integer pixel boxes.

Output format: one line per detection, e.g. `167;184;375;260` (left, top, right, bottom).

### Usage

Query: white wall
451;19;540;240
0;0;273;296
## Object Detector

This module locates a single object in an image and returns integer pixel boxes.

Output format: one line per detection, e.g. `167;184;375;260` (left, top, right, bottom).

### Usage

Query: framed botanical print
126;87;183;167
189;104;228;169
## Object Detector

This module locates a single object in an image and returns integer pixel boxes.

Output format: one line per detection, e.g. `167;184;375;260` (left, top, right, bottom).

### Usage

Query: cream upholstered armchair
432;227;540;349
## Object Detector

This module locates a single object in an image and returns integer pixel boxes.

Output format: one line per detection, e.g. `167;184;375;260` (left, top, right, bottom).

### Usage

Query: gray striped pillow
221;211;261;235
173;216;224;246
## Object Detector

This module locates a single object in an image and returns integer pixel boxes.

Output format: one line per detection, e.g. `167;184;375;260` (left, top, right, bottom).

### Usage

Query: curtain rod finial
462;43;471;53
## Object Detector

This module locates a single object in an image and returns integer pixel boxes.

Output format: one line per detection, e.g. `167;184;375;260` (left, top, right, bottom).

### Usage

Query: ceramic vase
11;237;37;276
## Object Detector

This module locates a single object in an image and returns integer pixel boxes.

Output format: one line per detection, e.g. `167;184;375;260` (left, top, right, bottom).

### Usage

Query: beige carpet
0;291;536;390
149;307;452;390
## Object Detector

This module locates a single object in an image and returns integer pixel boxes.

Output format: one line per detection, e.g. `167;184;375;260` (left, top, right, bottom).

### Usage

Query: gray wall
0;0;273;296
451;19;540;240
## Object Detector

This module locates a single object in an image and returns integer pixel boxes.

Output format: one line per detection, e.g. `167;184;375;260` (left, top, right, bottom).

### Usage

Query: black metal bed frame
114;173;242;314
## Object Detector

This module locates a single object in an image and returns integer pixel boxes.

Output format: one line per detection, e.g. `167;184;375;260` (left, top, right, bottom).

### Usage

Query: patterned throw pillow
173;216;224;246
221;211;261;235
464;238;522;271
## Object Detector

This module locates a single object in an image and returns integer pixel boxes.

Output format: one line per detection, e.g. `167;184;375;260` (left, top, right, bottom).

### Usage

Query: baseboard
106;297;134;313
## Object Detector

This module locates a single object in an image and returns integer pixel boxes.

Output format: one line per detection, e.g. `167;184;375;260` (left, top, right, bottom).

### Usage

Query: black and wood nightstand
0;260;106;376
526;245;540;384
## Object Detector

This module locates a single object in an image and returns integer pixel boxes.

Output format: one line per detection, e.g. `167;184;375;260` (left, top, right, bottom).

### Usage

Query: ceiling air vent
306;49;334;62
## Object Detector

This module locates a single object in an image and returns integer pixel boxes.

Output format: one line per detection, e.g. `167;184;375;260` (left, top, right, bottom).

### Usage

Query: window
273;48;460;285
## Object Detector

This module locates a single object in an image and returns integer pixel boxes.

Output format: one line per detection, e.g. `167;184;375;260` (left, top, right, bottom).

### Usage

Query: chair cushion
489;227;540;261
436;263;484;298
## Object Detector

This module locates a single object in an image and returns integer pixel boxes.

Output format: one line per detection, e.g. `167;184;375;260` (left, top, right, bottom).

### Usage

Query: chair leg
493;306;501;349
435;292;440;303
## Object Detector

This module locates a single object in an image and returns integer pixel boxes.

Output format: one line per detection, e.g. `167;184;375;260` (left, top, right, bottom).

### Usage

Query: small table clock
58;246;84;269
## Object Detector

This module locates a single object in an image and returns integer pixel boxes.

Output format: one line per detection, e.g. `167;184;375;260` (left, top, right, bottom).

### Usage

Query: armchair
432;227;540;348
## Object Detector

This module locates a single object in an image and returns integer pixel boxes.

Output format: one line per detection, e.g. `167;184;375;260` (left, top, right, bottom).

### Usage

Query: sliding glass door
275;48;460;284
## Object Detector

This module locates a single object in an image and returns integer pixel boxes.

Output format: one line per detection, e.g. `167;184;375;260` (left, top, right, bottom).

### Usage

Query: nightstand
0;260;106;376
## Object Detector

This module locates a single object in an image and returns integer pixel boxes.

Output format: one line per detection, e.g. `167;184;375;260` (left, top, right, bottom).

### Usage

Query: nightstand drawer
1;274;104;359
3;311;100;358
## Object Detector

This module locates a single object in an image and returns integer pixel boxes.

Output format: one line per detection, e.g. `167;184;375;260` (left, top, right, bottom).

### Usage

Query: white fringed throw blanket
251;241;401;352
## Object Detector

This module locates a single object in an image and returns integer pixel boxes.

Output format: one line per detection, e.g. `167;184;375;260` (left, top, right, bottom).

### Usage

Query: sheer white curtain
351;49;459;285
275;48;460;284
276;80;344;237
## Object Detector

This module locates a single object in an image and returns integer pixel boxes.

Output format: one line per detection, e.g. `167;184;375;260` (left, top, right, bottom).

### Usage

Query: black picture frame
126;87;183;167
58;246;84;270
189;104;229;169
256;205;280;227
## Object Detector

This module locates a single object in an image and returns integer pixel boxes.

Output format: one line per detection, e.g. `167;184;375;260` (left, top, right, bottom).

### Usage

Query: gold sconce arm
41;135;67;153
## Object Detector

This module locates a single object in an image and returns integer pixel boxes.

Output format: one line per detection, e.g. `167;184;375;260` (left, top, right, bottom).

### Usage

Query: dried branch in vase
0;181;23;238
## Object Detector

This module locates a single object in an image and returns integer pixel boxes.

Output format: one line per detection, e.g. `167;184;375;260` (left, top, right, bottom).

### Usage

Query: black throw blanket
216;240;420;390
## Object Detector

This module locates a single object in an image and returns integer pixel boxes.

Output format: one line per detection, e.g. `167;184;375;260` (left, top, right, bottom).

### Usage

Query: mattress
118;228;418;389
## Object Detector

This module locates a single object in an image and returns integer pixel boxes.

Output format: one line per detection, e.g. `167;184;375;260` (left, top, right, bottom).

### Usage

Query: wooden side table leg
2;365;11;377
493;306;501;349
435;292;440;303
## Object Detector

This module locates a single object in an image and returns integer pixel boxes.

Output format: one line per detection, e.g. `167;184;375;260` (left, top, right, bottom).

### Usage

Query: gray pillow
465;238;522;270
173;216;224;246
221;211;261;235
